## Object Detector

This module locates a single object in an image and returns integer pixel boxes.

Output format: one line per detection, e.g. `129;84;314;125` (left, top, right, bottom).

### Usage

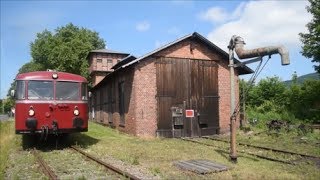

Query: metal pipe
229;48;237;163
227;35;290;164
233;36;290;65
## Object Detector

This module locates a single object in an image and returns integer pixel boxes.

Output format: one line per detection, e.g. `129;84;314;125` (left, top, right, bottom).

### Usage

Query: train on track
12;71;88;136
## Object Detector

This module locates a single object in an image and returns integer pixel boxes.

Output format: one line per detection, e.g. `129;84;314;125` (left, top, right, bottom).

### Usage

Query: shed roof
89;49;129;55
118;32;253;75
112;55;137;70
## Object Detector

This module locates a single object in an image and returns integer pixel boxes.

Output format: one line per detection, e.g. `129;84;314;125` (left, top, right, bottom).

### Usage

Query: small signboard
185;110;194;118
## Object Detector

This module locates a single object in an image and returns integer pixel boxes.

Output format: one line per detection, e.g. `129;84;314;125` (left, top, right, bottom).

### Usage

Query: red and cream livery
13;71;88;135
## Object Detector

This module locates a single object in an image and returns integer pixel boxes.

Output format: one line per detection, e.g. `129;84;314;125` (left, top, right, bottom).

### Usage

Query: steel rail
202;136;320;159
32;148;58;180
70;146;140;180
180;138;294;165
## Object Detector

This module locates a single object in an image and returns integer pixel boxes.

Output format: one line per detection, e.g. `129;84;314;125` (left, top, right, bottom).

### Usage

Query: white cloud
199;2;246;24
135;21;150;32
199;7;229;23
203;1;311;51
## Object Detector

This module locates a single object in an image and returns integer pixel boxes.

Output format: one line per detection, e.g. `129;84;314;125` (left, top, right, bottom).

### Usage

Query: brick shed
88;32;253;138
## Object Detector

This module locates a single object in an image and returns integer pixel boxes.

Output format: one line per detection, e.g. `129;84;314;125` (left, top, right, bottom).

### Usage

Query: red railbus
13;71;88;135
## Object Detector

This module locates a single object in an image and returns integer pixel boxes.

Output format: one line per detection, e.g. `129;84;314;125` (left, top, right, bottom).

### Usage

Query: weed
0;120;16;178
150;167;161;176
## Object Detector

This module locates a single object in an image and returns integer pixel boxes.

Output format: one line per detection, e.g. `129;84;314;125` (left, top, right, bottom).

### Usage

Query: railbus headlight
73;109;80;116
29;108;35;117
52;73;58;79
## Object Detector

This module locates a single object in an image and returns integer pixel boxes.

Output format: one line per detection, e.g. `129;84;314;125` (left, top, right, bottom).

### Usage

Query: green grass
74;122;320;179
0;120;18;179
1;121;319;179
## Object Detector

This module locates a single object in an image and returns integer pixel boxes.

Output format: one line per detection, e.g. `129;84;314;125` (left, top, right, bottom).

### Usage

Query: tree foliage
246;76;286;107
4;23;106;110
30;23;105;78
299;0;320;73
242;74;320;123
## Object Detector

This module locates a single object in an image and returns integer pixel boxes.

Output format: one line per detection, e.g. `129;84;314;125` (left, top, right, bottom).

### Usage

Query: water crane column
228;35;290;163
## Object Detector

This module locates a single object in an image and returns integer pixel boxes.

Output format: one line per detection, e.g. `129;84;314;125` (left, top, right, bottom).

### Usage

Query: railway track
70;146;140;180
202;136;320;159
31;148;58;180
31;147;140;180
180;137;319;165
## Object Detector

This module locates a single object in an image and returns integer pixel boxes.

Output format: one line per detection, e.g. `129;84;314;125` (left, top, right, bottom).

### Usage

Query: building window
107;59;113;68
102;59;108;67
97;59;102;63
118;81;125;125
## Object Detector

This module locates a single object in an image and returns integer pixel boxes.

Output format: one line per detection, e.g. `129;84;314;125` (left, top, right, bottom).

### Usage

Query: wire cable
231;55;271;119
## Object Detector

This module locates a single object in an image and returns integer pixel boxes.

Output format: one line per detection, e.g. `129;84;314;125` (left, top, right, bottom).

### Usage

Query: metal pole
229;48;237;163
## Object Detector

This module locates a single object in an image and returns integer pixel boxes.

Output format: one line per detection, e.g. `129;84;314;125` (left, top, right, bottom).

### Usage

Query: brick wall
132;58;158;137
157;39;222;60
217;61;240;133
89;53;128;86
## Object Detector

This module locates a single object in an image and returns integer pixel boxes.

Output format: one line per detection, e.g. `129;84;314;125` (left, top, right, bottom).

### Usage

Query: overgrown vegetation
0;120;17;178
241;73;320;125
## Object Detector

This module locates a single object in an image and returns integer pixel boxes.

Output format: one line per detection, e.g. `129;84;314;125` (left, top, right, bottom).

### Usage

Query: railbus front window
56;82;80;100
16;80;26;100
28;81;53;100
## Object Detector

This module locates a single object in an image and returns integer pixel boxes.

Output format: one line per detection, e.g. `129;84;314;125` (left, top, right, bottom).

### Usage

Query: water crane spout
230;35;290;65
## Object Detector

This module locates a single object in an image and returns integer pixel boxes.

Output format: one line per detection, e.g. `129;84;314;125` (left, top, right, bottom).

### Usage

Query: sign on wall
185;110;194;118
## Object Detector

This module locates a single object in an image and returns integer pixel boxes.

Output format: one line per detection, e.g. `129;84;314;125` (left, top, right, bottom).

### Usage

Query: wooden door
156;58;219;137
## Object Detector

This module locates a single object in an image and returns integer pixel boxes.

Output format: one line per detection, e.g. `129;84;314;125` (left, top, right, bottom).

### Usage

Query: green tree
299;80;320;122
18;61;44;74
30;23;105;78
246;76;286;107
299;0;320;73
6;61;44;97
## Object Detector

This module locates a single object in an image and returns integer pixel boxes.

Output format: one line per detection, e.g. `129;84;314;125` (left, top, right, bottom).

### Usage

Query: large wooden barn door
191;60;219;136
156;58;218;137
156;58;176;137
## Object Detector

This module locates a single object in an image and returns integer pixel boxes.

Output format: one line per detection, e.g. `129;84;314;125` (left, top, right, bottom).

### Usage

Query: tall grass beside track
0;120;18;179
74;122;320;179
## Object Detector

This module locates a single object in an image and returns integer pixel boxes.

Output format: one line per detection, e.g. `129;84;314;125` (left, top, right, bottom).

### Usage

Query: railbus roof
15;71;87;82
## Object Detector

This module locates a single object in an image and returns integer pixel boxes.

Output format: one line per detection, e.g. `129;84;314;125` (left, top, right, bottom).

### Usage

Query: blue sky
0;0;315;98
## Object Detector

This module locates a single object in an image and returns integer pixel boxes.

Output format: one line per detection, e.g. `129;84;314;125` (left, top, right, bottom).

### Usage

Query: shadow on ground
22;133;99;151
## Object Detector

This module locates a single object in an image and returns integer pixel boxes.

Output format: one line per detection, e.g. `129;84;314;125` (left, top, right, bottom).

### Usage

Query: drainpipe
228;35;290;163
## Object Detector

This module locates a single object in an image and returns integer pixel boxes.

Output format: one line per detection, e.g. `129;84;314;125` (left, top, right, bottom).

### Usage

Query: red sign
185;110;194;118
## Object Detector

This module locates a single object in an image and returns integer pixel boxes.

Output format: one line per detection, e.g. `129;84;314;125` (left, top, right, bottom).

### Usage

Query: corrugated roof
89;49;129;55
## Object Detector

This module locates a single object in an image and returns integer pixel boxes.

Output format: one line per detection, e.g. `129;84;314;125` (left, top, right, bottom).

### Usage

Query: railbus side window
81;83;88;100
16;81;26;100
